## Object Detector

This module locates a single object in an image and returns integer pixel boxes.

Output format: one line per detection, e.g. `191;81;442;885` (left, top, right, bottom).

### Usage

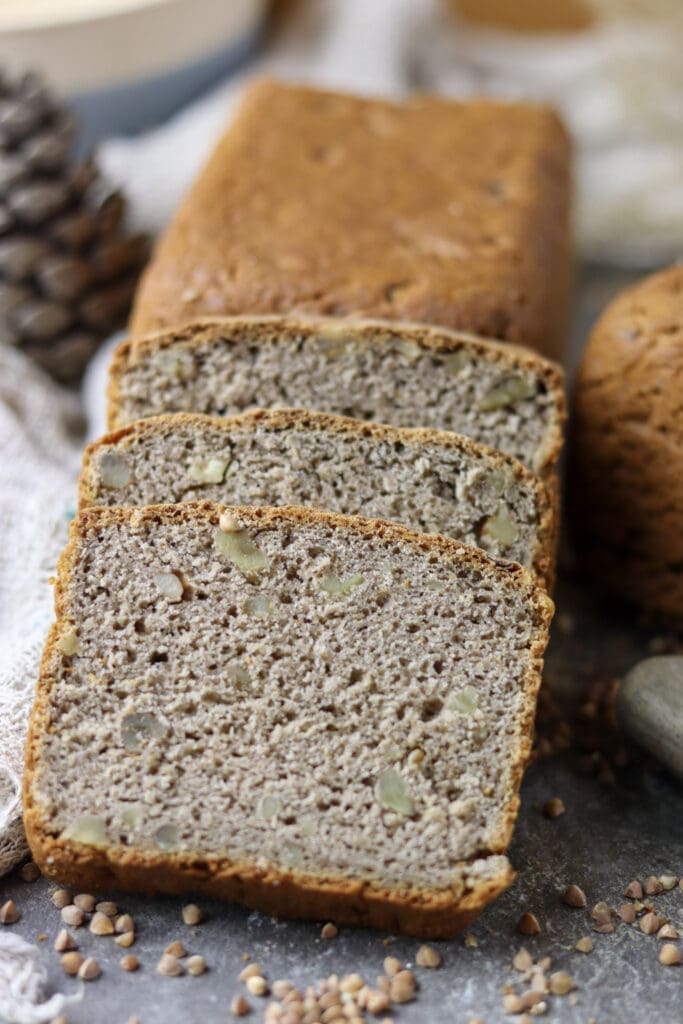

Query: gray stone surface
2;266;682;1023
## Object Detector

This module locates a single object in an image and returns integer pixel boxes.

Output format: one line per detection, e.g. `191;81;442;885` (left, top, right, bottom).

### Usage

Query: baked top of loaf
80;409;555;584
129;79;572;359
108;315;565;479
25;503;552;937
570;264;683;623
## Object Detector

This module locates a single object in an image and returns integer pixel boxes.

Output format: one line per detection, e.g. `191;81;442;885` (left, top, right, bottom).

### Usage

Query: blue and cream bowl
0;0;267;147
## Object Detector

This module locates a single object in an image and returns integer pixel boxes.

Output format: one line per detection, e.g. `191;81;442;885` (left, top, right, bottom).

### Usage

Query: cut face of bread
25;504;553;938
108;317;565;480
80;409;555;585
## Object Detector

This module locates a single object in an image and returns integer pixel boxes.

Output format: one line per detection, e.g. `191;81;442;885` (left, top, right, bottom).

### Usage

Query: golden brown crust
24;502;552;938
106;314;566;470
129;79;572;359
570;265;683;625
79;408;556;587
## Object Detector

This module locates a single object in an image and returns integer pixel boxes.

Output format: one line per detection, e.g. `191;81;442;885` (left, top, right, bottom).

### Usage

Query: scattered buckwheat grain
562;885;586;908
89;911;114;936
51;890;72;910
0;900;20;924
245;975;268;997
182;903;202;925
549;971;575;995
517;912;541;936
543;798;566;819
78;957;101;981
640;912;660;935
120;955;139;972
54;929;76;952
61;952;83;976
659;944;681;966
164;940;187;958
60;905;84;928
321;922;338;939
416;944;441;968
231;995;251;1016
20;861;40;882
187;955;207;976
157;953;184;977
73;894;96;913
114;913;133;933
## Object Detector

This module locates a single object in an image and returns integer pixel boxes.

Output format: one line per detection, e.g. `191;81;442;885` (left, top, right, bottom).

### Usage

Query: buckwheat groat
571;265;683;625
130;79;572;359
107;316;565;482
24;503;553;938
80;409;555;585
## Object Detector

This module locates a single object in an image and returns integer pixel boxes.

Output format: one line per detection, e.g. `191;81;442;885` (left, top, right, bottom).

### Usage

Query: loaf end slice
107;315;565;480
25;503;553;937
80;409;556;586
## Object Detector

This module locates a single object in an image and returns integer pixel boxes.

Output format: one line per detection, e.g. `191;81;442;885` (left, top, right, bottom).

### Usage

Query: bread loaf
571;264;683;624
129;79;572;359
24;503;553;938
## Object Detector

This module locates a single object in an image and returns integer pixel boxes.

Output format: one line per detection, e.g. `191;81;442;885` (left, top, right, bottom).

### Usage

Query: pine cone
0;69;147;384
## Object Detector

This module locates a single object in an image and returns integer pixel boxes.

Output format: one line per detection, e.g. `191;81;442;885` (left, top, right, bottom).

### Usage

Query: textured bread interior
109;322;563;476
31;505;549;896
81;411;550;577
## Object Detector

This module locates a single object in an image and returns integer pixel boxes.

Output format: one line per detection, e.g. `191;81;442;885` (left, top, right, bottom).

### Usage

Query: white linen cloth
1;0;682;1016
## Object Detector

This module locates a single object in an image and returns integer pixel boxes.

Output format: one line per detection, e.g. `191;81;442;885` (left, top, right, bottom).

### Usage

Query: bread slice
108;316;565;481
24;503;553;938
80;409;555;586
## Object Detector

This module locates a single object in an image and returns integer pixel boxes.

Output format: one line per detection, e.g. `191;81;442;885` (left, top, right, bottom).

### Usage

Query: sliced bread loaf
107;316;565;480
80;409;555;585
25;503;553;938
